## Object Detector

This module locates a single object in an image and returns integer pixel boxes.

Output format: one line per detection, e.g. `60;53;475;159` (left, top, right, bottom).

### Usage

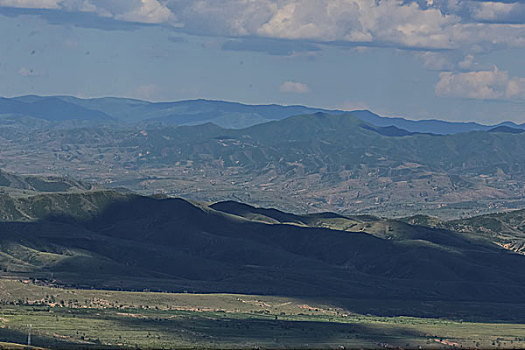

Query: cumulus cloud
1;0;525;54
0;0;176;24
469;1;525;23
414;0;525;24
259;0;460;49
171;0;460;50
416;51;454;70
0;0;60;8
435;67;525;100
94;0;175;24
114;0;174;24
166;0;525;52
280;81;310;94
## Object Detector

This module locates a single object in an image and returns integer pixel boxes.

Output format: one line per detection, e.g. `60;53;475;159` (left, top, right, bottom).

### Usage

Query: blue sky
0;0;524;124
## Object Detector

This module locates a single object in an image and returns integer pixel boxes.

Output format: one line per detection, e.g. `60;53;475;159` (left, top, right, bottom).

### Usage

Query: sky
0;0;524;124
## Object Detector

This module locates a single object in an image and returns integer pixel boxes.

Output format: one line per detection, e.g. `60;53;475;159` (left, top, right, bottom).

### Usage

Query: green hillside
0;186;524;306
0;173;524;349
0;170;93;195
403;209;525;255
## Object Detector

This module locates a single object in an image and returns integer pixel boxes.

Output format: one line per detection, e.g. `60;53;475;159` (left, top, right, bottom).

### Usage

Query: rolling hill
7;95;336;128
0;170;94;195
0;178;524;306
0;96;113;123
405;209;525;255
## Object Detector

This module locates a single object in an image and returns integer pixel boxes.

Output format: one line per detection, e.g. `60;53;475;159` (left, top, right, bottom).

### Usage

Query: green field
0;280;524;349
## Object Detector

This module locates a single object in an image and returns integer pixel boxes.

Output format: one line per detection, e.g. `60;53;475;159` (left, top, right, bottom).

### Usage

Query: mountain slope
405;209;525;255
4;95;523;133
349;110;514;134
10;96;336;128
2;112;525;217
0;97;113;122
1;187;525;304
0;170;93;195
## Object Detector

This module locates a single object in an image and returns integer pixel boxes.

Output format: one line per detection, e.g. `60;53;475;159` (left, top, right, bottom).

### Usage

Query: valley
3;0;525;346
0;170;523;348
1;99;525;218
1;279;525;349
1;97;525;348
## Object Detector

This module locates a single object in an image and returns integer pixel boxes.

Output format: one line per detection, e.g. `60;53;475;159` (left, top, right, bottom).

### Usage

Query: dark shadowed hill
1;189;525;306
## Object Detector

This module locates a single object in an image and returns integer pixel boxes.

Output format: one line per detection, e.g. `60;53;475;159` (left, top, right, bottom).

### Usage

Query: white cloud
176;0;458;50
169;0;525;54
469;1;525;22
416;51;454;70
280;81;310;94
59;0;96;12
2;0;525;53
435;67;525;100
0;0;60;8
89;0;176;24
257;0;459;49
453;23;525;55
114;0;174;24
0;0;176;24
507;77;525;99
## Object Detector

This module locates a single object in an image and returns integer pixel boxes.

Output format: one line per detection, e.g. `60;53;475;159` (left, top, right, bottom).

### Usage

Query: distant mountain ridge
2;95;523;134
350;110;525;134
0;96;113;122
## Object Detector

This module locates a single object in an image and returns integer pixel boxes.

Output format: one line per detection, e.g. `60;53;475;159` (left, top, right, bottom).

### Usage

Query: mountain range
2;95;524;133
1;105;525;217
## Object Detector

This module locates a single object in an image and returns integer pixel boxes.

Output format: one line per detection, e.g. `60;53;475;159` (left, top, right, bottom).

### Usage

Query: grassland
0;280;524;349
